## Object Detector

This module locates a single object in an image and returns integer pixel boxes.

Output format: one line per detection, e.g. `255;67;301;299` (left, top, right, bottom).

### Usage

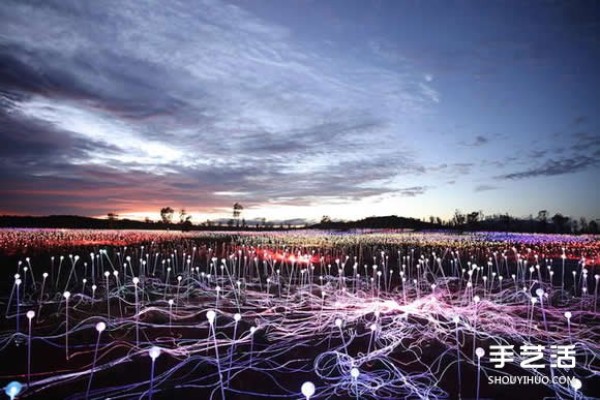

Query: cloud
397;186;428;197
494;127;600;181
460;135;490;147
570;132;600;152
473;135;489;146
474;184;498;192
497;156;598;180
0;0;439;216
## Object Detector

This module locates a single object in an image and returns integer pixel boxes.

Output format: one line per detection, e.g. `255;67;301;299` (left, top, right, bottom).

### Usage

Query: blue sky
0;0;598;223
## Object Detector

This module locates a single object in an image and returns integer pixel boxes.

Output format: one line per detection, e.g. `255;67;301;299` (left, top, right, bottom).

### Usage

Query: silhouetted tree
579;217;588;233
160;207;174;224
181;216;192;231
570;219;578;233
452;210;466;226
179;209;187;224
106;212;118;229
176;209;192;231
551;213;569;233
537;210;548;232
467;211;480;227
107;213;119;221
500;214;511;231
233;203;243;227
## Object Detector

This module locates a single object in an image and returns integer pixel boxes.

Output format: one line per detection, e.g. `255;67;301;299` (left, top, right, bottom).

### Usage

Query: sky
0;0;598;224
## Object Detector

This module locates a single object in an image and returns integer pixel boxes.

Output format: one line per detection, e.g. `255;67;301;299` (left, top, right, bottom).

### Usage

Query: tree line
316;209;598;234
1;205;597;234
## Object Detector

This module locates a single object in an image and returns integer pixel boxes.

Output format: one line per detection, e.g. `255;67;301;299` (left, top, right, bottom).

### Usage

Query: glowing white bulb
4;381;23;398
234;313;241;322
571;377;582;390
535;288;544;297
149;346;161;361
475;347;485;358
96;322;106;332
473;295;480;303
104;271;110;277
42;272;48;278
63;291;71;299
350;367;359;378
565;311;572;319
26;310;35;320
206;310;216;324
132;277;139;285
301;381;315;399
452;316;460;324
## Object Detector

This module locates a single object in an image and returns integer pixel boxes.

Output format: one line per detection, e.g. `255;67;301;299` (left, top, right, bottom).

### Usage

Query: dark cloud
497;156;598;180
397;186;428;197
472;135;489;146
460;135;490;147
570;132;600;152
529;149;548;159
474;184;498;192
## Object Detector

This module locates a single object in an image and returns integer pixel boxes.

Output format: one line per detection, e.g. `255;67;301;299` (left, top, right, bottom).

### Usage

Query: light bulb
96;322;106;332
301;381;315;398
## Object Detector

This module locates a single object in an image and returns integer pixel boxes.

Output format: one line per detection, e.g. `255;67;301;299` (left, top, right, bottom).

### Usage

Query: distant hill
0;215;157;230
311;215;433;230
